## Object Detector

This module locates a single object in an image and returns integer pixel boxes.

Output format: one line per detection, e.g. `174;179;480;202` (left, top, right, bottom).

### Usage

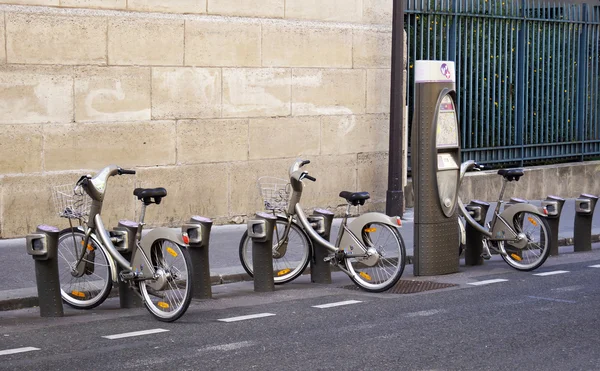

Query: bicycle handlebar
304;174;316;182
300;160;310;167
118;168;136;175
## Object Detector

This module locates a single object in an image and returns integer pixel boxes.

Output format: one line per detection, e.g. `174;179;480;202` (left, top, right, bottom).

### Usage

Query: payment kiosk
411;60;461;276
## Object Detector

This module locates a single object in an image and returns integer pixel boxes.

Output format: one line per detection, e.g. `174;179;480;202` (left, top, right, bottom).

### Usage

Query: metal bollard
112;220;143;308
541;196;565;256
247;213;276;292
26;225;64;317
574;194;598;252
182;216;213;299
309;208;334;284
464;200;490;266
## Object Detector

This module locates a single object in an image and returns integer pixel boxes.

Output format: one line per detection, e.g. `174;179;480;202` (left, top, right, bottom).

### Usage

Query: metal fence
406;0;600;167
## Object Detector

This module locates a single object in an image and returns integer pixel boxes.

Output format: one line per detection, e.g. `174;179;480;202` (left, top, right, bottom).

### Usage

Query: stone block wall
0;1;398;237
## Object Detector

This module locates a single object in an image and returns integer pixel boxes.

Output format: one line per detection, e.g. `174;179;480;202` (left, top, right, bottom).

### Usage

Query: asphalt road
1;247;599;370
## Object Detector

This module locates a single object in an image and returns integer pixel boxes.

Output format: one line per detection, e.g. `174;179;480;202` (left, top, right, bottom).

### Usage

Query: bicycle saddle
497;169;524;181
134;187;167;205
339;191;370;206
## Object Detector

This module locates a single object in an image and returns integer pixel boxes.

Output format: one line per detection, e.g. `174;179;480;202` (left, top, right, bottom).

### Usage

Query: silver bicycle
458;160;551;271
239;159;406;292
53;165;193;322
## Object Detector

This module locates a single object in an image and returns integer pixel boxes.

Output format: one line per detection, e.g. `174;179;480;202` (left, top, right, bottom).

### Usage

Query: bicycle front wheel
57;228;113;309
345;223;406;293
239;219;311;284
139;239;193;322
502;212;551;271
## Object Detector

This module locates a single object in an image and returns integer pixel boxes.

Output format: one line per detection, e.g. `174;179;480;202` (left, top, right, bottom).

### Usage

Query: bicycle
239;159;406;292
53;165;193;322
458;160;551;271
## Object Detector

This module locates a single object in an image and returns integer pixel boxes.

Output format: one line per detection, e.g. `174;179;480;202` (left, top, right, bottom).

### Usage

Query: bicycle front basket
257;177;290;211
52;184;91;220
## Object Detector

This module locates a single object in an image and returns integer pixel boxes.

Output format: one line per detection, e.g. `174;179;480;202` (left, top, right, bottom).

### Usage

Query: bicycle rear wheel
239;219;311;284
345;223;405;292
502;212;550;271
139;239;193;322
57;228;113;309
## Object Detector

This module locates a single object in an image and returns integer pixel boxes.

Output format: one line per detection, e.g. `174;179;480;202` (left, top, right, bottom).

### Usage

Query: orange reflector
157;302;169;309
167;247;178;257
527;217;538;226
359;272;372;281
277;268;291;276
396;217;402;226
71;291;85;298
364;228;377;233
543;208;548;215
182;234;190;244
80;241;94;251
510;253;522;261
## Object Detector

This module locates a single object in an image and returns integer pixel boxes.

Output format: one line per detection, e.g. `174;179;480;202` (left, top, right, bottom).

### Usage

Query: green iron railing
406;0;600;167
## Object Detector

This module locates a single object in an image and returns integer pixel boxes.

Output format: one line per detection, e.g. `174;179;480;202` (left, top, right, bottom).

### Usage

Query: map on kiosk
436;95;459;148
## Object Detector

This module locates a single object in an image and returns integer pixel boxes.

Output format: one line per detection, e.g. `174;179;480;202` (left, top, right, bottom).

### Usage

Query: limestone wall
0;1;397;237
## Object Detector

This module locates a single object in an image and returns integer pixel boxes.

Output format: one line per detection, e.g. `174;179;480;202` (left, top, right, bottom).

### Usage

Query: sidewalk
1;200;599;311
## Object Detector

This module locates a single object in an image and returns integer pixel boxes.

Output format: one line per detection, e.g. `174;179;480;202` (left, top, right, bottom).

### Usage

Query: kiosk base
414;219;459;276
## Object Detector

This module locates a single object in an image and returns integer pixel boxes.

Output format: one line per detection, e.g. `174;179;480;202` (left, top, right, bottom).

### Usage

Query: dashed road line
589;264;600;268
312;300;363;309
218;313;276;323
527;296;576;304
533;270;570;277
0;347;40;356
102;328;169;340
468;279;509;286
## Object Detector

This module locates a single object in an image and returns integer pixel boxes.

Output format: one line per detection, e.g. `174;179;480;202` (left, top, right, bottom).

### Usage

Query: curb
2;234;599;312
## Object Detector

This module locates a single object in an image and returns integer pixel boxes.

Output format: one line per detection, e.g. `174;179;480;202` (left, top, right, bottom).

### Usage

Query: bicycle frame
283;160;402;266
71;165;188;282
458;161;548;251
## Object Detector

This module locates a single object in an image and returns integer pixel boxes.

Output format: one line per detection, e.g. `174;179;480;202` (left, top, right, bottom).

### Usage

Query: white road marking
468;279;509;286
102;328;169;340
406;309;446;317
589;264;600;268
218;313;276;322
527;296;576;304
533;270;569;277
312;300;363;309
0;347;40;356
199;341;256;352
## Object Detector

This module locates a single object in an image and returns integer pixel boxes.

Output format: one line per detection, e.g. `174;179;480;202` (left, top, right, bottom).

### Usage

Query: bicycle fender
339;213;402;265
491;203;545;244
131;227;188;274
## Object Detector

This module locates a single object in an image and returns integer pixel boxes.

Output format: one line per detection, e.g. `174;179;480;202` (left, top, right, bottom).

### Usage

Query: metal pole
309;209;334;284
26;225;64;317
187;216;213;299
386;0;405;218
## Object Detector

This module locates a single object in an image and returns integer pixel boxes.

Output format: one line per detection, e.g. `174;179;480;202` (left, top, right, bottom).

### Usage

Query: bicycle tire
345;222;406;293
57;228;113;309
139;239;193;322
239;218;312;285
502;212;551;271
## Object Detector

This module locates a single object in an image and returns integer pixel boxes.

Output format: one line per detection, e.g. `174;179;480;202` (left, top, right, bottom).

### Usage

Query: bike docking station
574;194;598;252
411;60;461;275
247;212;277;292
182;216;213;299
463;200;490;266
26;225;64;317
541;196;566;256
308;209;334;284
110;220;144;308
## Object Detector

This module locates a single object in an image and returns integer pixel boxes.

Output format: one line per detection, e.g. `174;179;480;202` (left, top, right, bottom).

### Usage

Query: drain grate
342;280;458;294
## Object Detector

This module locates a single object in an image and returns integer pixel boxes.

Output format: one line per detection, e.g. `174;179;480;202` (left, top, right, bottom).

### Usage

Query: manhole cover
342;280;457;294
